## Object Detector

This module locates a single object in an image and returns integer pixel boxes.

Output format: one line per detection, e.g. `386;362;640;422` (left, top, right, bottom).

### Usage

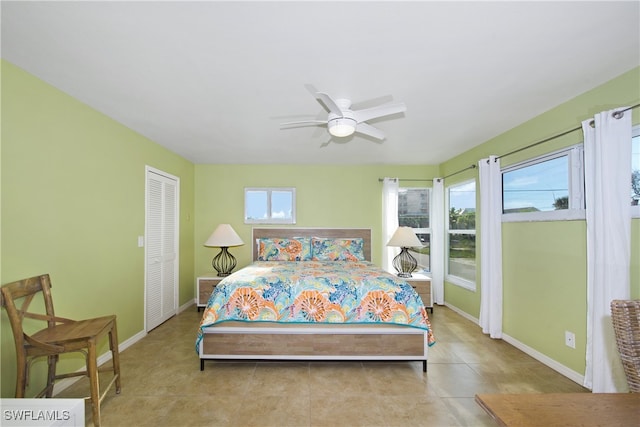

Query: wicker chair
610;299;640;392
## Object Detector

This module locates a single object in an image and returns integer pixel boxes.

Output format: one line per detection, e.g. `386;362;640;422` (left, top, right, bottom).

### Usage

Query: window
632;126;640;217
446;180;476;289
398;187;430;271
502;145;584;222
244;187;296;224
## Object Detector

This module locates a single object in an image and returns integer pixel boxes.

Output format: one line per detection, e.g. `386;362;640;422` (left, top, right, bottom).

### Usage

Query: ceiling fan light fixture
328;118;356;137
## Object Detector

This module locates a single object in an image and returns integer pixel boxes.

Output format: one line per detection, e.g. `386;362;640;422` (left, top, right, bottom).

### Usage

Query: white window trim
447;275;477;291
445;179;476;290
502;145;585;223
244;187;296;225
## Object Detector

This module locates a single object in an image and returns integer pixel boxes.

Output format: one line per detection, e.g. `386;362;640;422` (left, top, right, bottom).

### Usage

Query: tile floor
58;305;587;426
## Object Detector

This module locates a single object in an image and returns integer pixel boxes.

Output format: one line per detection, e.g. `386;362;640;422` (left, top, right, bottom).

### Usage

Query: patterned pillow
311;237;365;261
257;238;312;261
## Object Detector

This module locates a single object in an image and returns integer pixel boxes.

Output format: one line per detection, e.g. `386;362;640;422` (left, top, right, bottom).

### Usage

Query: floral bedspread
196;261;435;351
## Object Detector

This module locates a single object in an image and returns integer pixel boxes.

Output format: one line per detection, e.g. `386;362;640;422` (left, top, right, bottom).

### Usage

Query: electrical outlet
565;331;576;349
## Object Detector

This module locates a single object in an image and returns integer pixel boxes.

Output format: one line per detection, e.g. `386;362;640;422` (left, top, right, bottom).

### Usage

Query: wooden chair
611;299;640;392
0;274;121;426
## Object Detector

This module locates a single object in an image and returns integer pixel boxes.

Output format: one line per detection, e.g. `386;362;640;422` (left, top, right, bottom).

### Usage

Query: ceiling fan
280;85;406;141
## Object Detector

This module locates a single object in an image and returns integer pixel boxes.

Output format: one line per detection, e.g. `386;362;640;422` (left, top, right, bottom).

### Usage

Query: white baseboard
501;333;585;385
443;302;584;386
444;302;479;324
178;299;195;313
52;329;147;396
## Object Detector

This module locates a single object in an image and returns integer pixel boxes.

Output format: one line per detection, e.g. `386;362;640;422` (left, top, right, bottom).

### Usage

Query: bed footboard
199;323;429;372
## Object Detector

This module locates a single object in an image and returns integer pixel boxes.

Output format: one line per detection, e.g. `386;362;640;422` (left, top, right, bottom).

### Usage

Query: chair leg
109;321;121;393
87;340;101;427
15;358;27;398
45;355;58;397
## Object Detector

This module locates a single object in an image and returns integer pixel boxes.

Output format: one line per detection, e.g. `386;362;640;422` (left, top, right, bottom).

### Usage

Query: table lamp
386;226;423;278
204;224;244;276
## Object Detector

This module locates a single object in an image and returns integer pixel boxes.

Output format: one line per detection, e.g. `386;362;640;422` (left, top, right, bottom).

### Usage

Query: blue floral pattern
196;261;435;351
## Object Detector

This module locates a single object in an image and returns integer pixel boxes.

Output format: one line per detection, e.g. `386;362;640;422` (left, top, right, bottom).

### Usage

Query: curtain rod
379;104;639;183
497;103;640;161
378;164;476;183
377;178;432;182
441;164;476;181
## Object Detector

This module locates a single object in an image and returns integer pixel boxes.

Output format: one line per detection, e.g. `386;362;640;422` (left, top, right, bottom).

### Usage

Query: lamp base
212;247;237;277
392;247;418;278
396;272;413;278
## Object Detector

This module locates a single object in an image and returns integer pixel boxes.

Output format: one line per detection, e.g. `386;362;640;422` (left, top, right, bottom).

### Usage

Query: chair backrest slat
1;274;56;350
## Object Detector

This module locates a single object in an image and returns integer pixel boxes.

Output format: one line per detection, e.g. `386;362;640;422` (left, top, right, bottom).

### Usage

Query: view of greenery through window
398;188;430;271
448;181;476;284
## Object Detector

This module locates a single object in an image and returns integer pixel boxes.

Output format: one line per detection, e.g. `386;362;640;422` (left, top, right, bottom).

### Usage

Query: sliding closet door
145;167;179;331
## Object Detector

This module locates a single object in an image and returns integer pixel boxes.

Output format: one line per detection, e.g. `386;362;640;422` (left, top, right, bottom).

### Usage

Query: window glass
448;234;476;283
447;181;476;288
632;132;639;207
245;190;268;221
503;156;568;213
501;145;584;222
245;188;296;224
398;188;430;228
398;188;430;271
271;190;293;220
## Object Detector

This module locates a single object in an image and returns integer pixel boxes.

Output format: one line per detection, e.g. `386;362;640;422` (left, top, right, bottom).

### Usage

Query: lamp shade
386;226;423;248
204;224;244;247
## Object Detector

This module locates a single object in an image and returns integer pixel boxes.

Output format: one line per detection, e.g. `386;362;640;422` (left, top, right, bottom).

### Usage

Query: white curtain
431;178;445;305
382;178;399;272
478;156;503;339
583;108;632;392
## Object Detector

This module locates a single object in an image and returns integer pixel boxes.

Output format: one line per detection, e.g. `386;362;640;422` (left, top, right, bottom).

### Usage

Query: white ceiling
2;1;639;165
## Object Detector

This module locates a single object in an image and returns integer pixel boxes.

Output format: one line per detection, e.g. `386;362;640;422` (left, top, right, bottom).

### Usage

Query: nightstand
404;273;433;313
197;275;224;311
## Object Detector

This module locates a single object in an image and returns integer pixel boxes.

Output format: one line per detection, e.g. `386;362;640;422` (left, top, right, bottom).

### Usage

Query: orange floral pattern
360;290;396;322
197;261;435;351
229;287;263;320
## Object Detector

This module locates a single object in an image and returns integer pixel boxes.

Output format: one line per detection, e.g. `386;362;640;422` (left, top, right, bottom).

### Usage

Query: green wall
441;67;640;376
1;61;195;397
194;164;439;276
2;57;639;398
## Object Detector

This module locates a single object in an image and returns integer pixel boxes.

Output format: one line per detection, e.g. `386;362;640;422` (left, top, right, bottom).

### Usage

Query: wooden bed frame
198;227;429;371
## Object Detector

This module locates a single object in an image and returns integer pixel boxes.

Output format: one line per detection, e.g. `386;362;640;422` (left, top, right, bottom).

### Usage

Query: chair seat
30;315;117;352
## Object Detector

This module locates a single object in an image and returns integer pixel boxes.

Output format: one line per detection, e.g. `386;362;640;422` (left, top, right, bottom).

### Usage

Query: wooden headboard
252;228;372;261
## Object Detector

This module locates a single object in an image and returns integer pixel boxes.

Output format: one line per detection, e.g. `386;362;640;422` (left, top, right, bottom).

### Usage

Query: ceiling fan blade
315;92;345;117
355;122;386;140
304;84;319;96
351;94;394;111
304;84;343;116
280;120;327;129
353;102;406;123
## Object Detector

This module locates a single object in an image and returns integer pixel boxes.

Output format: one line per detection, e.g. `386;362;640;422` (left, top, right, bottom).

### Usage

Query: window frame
501;144;585;223
632;125;640;218
398;186;431;272
244;187;296;225
445;179;477;291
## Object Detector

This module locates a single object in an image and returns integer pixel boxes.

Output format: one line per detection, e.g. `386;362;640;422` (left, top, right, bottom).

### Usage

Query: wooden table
475;393;640;427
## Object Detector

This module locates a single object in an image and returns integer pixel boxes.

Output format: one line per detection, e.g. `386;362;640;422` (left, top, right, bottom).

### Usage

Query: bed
196;227;435;371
